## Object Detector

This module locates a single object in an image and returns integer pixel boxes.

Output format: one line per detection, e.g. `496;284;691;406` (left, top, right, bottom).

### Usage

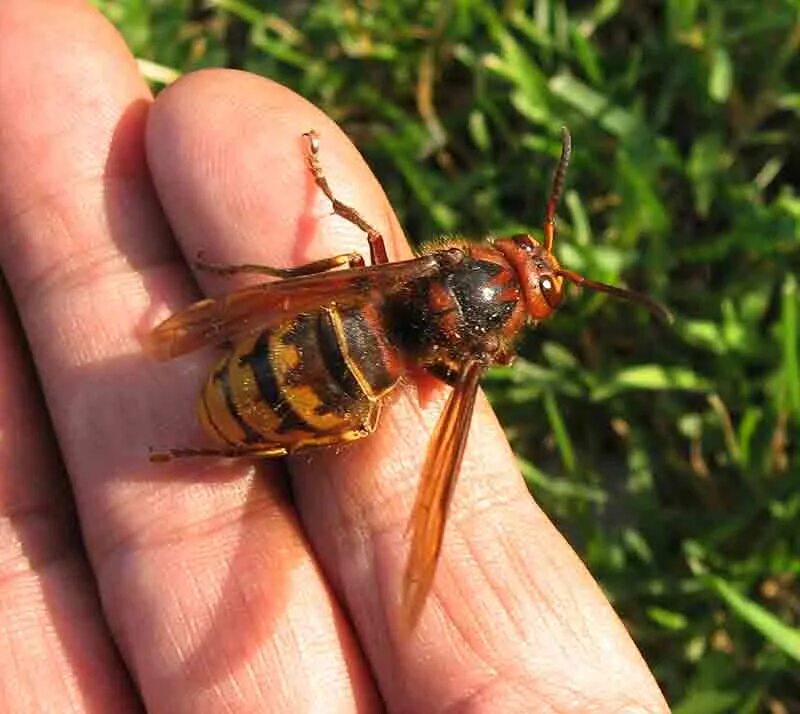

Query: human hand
0;2;669;711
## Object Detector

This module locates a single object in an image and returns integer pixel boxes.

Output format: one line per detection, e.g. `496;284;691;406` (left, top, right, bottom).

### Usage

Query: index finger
147;71;669;713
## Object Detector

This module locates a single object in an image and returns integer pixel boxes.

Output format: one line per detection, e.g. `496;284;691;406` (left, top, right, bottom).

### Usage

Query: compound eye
539;275;562;308
511;234;534;251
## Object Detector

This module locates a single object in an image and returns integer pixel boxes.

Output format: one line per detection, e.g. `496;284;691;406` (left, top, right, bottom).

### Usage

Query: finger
0;2;377;712
146;72;668;712
0;2;143;711
0;277;139;711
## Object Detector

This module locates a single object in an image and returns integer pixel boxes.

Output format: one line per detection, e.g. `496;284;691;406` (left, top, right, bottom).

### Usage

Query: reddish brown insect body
148;128;669;629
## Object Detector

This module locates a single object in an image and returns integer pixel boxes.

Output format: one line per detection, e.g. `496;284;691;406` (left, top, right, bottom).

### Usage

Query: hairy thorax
384;241;528;384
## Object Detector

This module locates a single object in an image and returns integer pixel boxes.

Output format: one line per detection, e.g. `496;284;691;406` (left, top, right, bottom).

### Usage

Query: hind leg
303;130;389;266
149;444;288;463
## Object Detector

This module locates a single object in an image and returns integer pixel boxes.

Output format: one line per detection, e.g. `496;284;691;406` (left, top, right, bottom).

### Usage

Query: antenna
555;268;673;324
544;127;572;253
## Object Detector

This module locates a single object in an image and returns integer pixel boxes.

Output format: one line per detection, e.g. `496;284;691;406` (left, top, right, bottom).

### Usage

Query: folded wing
147;255;439;360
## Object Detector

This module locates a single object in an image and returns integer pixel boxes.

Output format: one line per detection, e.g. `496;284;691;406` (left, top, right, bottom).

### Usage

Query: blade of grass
707;575;800;662
136;58;180;85
592;365;711;400
518;457;607;504
780;273;799;417
542;388;577;474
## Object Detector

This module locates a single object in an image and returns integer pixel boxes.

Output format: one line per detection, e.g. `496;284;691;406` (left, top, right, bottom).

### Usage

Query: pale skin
0;1;670;712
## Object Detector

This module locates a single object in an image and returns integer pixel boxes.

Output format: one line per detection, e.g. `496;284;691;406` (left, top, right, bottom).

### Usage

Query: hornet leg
303;130;390;266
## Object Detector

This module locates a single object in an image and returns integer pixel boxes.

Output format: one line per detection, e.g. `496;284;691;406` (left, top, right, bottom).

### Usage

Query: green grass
94;1;800;709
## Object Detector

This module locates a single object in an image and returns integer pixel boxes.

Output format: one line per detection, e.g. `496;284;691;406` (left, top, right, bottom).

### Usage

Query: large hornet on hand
147;128;670;629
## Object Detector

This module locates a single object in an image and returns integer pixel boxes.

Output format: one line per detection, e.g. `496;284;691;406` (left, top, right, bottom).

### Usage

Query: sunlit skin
0;1;669;712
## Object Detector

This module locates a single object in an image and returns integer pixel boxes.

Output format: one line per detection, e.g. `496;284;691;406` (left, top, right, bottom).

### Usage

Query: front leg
303;130;390;266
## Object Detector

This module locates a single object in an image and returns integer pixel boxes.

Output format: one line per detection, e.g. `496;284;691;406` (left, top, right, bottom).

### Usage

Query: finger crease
0;500;83;589
0;173;181;310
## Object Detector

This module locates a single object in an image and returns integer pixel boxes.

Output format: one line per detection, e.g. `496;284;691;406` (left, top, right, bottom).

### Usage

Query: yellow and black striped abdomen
198;304;403;449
